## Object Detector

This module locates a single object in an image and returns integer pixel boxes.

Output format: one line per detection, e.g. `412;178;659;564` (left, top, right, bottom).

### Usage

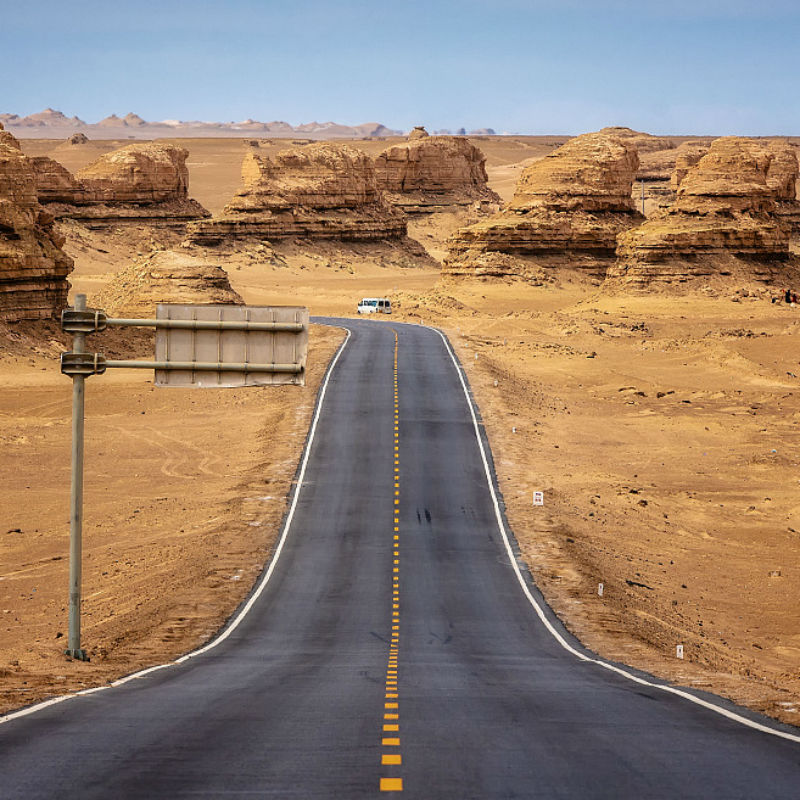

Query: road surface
1;319;799;798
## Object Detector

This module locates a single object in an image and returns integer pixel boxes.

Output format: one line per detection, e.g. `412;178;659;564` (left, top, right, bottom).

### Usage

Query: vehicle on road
357;297;392;314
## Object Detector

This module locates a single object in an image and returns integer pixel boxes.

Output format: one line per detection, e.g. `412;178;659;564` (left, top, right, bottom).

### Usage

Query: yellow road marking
382;754;402;766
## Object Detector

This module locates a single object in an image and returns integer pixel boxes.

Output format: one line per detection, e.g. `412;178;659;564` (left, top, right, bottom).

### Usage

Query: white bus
357;298;392;314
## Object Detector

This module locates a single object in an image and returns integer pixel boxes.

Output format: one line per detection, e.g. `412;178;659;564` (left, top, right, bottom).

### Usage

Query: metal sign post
66;294;88;659
59;298;308;659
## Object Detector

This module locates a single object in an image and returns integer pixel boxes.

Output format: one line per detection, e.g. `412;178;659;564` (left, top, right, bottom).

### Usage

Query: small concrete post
66;294;88;660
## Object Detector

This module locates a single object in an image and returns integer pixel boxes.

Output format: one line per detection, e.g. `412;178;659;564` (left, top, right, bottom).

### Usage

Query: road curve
1;318;799;799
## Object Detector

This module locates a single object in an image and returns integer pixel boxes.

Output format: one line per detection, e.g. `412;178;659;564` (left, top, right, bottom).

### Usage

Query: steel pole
67;293;88;660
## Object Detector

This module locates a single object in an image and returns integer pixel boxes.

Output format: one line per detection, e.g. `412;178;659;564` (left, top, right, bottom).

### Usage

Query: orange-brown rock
94;250;243;317
0;134;73;321
30;156;83;204
0;121;21;151
670;142;711;191
609;137;796;289
408;126;429;141
37;143;209;226
187;142;406;244
374;135;500;213
443;131;643;278
765;139;800;236
600;126;675;155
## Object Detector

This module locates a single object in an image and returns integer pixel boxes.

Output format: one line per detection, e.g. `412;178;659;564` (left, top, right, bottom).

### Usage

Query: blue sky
2;0;799;135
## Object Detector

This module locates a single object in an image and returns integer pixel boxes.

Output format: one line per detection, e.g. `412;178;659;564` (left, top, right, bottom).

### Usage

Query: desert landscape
2;118;799;734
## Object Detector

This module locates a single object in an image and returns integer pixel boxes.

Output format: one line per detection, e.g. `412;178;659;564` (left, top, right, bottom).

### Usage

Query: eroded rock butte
186;142;407;244
374;132;500;213
609;136;798;289
443;131;643;278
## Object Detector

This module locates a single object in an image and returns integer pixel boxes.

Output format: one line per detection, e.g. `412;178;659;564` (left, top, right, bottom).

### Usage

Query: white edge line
429;323;800;746
0;327;353;728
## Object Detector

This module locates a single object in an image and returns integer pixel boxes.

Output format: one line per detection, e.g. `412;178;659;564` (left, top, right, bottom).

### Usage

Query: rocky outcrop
0;121;21;151
608;137;796;289
67;132;89;145
670;143;710;191
408;126;429;141
443;131;643;278
374;135;500;213
765;139;800;235
94;250;243;317
33;143;209;226
600;126;675;155
0;131;73;321
186;142;406;244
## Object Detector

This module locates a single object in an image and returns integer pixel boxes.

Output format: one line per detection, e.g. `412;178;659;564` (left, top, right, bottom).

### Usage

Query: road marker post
676;644;685;659
58;299;308;659
533;491;544;506
598;582;604;597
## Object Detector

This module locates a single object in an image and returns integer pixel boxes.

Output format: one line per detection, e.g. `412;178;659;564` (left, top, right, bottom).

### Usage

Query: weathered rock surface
0;122;21;151
187;142;406;244
765;139;800;236
0;132;73;321
443;131;643;278
94;250;243;317
408;126;429;141
67;132;89;145
609;137;797;289
600;126;675;155
33;143;209;226
670;142;711;191
374;135;500;213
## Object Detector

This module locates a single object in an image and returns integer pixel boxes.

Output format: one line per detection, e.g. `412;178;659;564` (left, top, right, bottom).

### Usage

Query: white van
357;297;392;315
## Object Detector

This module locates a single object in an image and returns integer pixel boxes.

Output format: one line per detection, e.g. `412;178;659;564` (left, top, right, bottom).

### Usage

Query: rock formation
94;250;243;317
670;143;710;191
186;142;406;244
443;131;643;278
408;126;429;140
67;132;89;145
374;135;500;213
32;143;209;226
0;121;21;151
765;139;800;236
0;130;73;321
608;137;797;289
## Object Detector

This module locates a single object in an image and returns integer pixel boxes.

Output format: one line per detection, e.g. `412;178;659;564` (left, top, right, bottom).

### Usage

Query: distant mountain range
0;108;407;140
0;109;497;140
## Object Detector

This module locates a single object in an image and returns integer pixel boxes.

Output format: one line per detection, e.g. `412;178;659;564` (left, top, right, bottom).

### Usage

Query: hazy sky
3;0;799;135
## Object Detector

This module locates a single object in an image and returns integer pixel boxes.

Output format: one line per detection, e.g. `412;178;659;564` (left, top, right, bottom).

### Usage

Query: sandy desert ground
2;136;798;727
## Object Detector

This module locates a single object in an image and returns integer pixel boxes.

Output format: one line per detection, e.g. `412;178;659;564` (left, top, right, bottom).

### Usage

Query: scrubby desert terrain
2;133;798;729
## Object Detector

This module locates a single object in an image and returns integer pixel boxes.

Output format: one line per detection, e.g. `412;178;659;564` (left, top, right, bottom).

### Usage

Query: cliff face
608;137;796;290
374;135;500;213
31;143;209;226
186;143;407;244
443;131;643;278
0;131;73;321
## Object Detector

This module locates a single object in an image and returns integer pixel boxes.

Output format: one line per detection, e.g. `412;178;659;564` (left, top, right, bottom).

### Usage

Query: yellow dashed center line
381;330;403;793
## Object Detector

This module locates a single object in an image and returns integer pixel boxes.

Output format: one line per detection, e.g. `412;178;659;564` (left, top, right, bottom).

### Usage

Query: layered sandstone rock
443;131;643;278
67;132;89;145
670;142;710;191
94;250;243;317
374;135;500;213
0;121;21;151
0;133;73;321
186;142;406;244
600;126;675;155
765;139;800;235
36;143;209;226
408;126;429;141
609;137;796;289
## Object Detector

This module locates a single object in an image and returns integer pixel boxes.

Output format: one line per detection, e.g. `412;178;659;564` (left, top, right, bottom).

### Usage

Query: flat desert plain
1;136;798;726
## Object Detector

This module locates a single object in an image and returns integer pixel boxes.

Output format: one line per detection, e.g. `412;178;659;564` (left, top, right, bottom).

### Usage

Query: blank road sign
154;304;308;387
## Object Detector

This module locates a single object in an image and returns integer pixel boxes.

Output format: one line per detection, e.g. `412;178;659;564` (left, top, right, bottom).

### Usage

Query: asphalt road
1;318;799;798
